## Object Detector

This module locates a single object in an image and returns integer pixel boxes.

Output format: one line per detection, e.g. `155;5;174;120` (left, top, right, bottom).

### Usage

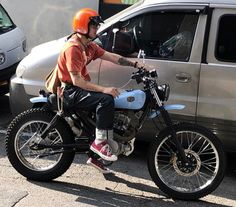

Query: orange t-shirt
57;36;105;84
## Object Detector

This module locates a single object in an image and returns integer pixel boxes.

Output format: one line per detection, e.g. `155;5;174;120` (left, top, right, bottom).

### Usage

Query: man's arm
100;51;139;68
69;71;120;97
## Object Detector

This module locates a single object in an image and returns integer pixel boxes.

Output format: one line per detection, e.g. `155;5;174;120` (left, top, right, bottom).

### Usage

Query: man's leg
65;87;118;161
89;94;118;161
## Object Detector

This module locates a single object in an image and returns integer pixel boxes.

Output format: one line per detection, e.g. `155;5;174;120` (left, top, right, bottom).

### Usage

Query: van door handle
175;72;191;83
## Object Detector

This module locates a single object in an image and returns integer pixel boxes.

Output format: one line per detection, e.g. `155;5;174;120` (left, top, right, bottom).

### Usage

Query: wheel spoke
198;171;213;181
197;139;207;154
188;134;201;150
201;163;216;173
159;163;173;171
194;173;203;188
36;122;45;134
31;154;41;164
163;168;178;180
160;142;174;154
50;135;62;145
202;156;216;165
198;142;211;154
18;134;34;151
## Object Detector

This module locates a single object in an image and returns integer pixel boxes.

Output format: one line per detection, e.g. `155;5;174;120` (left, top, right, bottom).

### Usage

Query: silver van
10;0;236;152
0;4;26;95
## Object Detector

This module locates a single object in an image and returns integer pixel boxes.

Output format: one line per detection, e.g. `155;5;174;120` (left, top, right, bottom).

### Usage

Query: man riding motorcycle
57;8;144;173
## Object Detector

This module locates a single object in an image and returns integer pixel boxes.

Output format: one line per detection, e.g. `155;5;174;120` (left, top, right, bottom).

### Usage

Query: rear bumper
9;75;33;115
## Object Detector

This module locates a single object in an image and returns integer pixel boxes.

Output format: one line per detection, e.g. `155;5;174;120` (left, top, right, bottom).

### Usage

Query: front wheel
148;123;226;200
5;108;75;181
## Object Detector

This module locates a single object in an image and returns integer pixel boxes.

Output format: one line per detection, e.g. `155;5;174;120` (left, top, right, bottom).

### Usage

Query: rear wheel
148;123;226;200
5;108;75;181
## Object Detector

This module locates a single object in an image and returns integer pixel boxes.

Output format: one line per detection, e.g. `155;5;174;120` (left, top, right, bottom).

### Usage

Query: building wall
1;0;99;51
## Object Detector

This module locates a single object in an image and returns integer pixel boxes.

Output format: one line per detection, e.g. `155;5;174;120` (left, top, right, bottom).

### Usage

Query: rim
14;120;63;171
155;130;219;193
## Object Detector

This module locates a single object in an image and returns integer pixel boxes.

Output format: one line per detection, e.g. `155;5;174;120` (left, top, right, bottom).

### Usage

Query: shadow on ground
31;179;230;207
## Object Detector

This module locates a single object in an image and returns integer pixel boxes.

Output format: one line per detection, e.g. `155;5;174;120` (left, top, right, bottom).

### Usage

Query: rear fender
30;97;72;133
29;96;48;109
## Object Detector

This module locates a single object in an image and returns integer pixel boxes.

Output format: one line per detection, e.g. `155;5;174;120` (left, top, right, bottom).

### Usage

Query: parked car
0;4;27;95
10;0;236;152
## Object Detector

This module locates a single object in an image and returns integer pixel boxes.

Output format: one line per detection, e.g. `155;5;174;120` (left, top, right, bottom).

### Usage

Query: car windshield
105;0;144;22
0;5;15;34
99;0;144;32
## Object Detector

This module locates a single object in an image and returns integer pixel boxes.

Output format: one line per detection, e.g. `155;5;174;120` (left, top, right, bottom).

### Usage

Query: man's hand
103;87;120;98
135;62;146;69
135;62;153;72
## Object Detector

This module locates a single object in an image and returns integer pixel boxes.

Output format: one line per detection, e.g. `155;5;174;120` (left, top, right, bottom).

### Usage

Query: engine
113;111;140;142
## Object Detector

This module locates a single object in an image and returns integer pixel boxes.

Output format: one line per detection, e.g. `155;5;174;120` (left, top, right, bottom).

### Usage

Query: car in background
0;4;27;95
9;0;236;152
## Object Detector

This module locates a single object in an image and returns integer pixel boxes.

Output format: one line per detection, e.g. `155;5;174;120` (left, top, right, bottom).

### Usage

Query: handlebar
131;68;158;84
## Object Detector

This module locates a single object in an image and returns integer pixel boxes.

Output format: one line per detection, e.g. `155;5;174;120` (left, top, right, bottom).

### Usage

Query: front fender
148;104;185;119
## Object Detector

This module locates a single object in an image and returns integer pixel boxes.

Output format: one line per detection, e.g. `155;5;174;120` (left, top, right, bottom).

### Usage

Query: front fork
150;87;187;163
160;107;187;163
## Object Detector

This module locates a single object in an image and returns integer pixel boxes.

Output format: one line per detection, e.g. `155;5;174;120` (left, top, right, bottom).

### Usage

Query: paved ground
1;134;236;207
1;95;236;207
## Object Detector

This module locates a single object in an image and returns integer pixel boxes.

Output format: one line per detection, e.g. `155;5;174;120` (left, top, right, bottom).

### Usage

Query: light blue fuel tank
114;90;146;110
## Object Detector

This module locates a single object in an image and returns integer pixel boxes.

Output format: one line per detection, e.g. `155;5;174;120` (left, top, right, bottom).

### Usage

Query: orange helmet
72;8;104;35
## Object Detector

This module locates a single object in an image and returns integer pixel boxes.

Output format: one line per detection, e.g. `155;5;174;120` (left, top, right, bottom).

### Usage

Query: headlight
15;63;26;78
157;84;170;101
0;53;5;65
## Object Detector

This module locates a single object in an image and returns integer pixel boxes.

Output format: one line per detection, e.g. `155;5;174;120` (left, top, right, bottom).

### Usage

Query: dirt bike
5;68;226;200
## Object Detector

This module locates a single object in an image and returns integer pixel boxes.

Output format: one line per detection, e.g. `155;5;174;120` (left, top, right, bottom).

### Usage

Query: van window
0;5;15;34
216;15;236;62
97;11;198;61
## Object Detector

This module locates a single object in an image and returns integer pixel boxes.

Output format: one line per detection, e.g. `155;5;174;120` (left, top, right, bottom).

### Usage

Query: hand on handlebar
131;63;158;82
134;61;155;72
134;61;147;70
